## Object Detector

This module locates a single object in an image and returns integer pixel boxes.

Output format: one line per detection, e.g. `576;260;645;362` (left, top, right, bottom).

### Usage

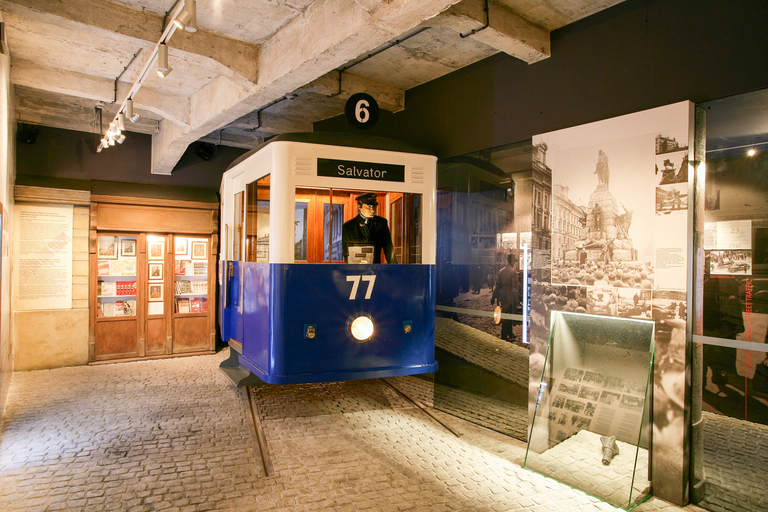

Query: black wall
316;0;768;158
16;125;248;190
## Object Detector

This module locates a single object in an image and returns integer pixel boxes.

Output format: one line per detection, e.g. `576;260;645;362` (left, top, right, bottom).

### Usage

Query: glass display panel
173;236;209;314
96;234;137;318
525;311;654;510
246;175;270;263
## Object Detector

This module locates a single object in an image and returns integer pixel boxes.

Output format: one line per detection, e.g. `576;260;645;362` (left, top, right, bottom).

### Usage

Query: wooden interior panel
94;319;140;360
173;316;212;353
145;318;167;356
96;203;214;234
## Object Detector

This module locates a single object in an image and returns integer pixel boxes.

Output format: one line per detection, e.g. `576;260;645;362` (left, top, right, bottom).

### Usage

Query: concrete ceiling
2;0;624;174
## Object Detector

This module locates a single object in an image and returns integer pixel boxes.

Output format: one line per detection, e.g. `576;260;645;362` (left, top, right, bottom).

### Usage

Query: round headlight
349;315;374;341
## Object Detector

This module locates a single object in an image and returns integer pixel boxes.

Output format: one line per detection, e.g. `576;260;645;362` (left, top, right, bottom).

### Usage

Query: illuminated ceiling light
157;43;170;77
747;148;757;157
349;315;374;341
172;8;192;30
185;0;197;33
126;99;140;122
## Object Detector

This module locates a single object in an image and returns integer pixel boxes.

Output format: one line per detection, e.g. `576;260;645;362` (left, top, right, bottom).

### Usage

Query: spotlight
117;113;125;131
126;99;140;122
185;1;197;33
157;43;171;77
173;8;192;30
747;148;757;157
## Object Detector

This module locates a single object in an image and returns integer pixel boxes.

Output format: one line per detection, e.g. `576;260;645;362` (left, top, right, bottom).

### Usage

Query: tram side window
233;191;244;261
246;175;270;263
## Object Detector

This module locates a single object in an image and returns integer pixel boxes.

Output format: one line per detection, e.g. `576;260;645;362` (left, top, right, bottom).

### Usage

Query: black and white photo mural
529;101;696;506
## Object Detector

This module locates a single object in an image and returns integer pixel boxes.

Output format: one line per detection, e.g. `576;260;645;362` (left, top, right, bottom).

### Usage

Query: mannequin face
359;202;376;218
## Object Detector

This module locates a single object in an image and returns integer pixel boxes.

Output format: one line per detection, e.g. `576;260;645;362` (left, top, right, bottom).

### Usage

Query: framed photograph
174;237;188;256
98;235;118;259
121;238;137;257
191;241;207;260
148;283;164;302
149;262;164;281
148;239;165;260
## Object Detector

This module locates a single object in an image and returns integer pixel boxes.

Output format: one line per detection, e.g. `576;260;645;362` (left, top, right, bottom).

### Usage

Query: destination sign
317;158;405;183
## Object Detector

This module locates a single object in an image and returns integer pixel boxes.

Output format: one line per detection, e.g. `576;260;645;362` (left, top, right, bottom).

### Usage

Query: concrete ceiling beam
150;0;463;174
436;0;551;63
300;71;405;113
0;0;261;83
11;60;191;127
227;110;315;135
14;86;160;135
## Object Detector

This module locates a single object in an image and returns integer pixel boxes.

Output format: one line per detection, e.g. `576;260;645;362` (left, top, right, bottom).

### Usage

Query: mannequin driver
341;193;397;263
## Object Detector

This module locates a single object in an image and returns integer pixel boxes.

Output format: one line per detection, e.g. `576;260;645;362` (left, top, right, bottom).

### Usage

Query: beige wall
12;205;90;371
0;10;16;416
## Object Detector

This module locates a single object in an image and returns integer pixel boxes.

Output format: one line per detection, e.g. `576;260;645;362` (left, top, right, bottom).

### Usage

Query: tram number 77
346;275;376;300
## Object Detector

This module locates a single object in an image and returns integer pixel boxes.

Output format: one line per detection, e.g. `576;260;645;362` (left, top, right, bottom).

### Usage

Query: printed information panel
14;204;73;310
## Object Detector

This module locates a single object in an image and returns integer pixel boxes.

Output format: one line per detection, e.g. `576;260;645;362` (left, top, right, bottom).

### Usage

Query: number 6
355;100;370;124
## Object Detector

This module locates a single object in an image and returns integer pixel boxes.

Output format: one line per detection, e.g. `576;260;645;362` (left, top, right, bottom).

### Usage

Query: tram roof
225;132;435;172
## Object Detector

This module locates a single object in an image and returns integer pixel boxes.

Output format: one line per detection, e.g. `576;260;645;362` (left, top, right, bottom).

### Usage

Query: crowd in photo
551;259;654;289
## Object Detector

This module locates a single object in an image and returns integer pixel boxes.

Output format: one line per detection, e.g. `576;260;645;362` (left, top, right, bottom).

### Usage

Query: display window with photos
173;235;209;314
96;234;138;317
146;235;166;316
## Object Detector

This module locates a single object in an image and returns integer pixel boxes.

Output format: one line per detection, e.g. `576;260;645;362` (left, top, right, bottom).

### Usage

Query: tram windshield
296;187;422;264
242;178;422;264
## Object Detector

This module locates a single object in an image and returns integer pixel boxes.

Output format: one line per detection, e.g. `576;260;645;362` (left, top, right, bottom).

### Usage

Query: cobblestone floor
0;351;702;512
697;411;768;512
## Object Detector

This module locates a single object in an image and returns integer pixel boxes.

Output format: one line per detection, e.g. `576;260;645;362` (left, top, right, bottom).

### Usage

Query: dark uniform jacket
342;214;397;264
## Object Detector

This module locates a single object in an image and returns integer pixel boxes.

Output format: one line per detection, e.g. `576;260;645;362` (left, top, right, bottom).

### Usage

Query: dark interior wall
16;125;248;190
315;0;768;158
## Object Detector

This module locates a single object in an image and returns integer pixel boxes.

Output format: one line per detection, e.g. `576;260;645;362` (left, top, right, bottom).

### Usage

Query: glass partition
525;311;654;510
433;142;530;440
692;88;768;512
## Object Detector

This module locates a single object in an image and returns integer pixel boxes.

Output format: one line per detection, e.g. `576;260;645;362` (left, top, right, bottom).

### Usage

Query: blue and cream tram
218;133;438;384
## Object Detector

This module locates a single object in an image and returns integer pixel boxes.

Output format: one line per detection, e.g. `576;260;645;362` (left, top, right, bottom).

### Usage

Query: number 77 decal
346;275;376;300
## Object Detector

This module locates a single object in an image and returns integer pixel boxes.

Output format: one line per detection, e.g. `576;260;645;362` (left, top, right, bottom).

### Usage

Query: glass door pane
323;203;345;262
